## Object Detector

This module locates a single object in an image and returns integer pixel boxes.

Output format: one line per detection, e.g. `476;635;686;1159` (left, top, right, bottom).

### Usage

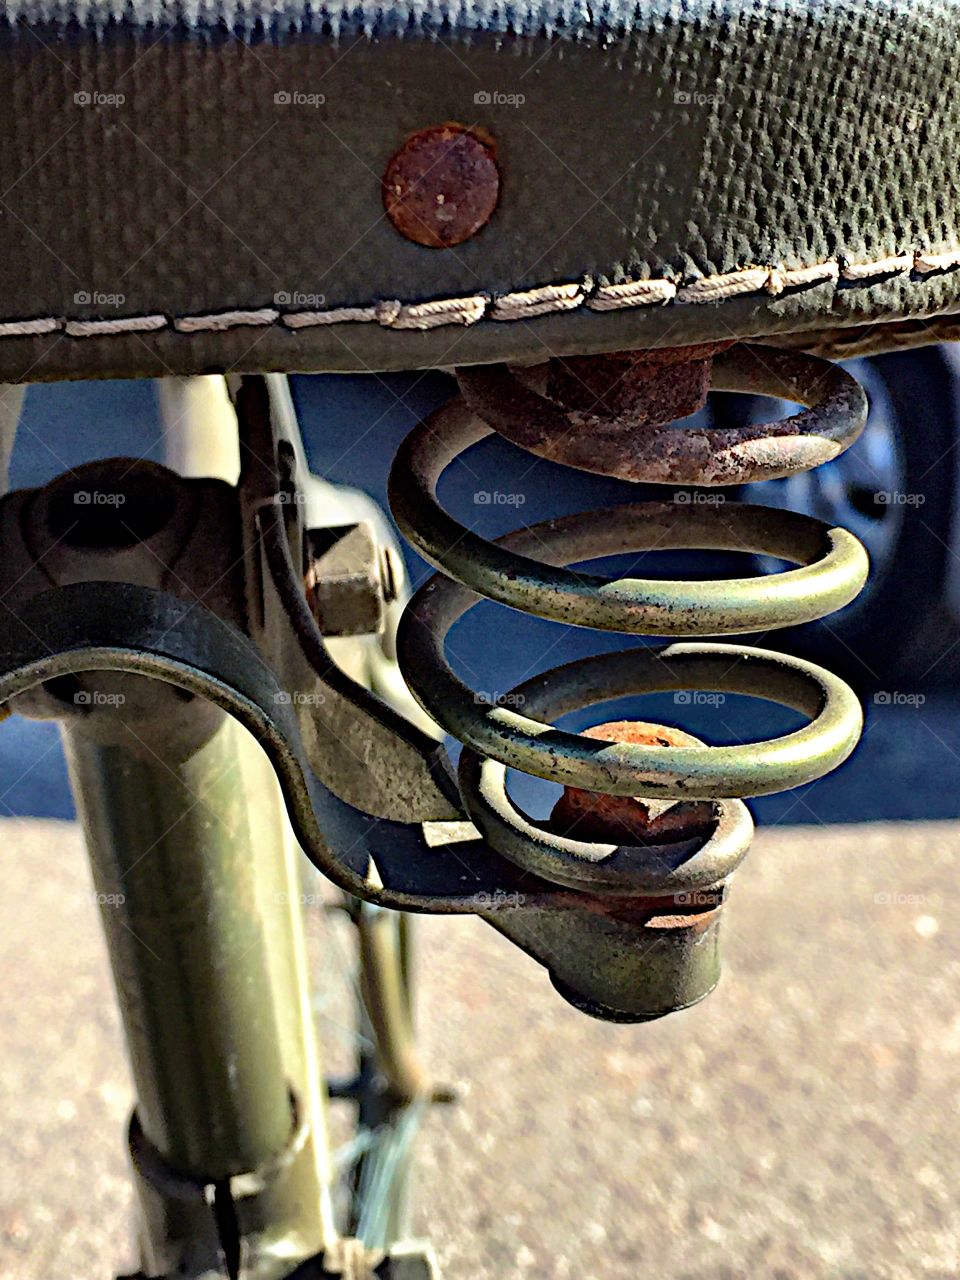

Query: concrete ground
1;816;959;1280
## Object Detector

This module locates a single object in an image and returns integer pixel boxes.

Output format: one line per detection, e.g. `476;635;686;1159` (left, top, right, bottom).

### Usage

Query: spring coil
387;343;870;893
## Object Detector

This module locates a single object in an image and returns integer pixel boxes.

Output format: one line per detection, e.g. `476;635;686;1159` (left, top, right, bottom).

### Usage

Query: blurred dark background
4;351;960;827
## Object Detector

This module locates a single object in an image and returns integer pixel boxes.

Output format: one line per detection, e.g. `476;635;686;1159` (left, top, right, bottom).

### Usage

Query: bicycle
0;0;956;1274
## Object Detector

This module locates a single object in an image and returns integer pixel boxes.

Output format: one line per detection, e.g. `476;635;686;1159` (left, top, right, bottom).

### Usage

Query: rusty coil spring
387;343;870;894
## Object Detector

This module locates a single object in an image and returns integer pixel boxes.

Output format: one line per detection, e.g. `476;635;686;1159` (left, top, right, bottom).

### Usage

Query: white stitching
777;261;841;289
174;308;279;333
65;314;167;338
587;278;676;310
489;281;586;320
284;304;379;328
675;266;774;304
5;249;960;341
915;249;960;276
0;317;61;337
382;294;488;329
840;254;913;282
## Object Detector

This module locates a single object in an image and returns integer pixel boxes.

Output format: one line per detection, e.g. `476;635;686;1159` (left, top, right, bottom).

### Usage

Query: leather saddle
0;0;956;381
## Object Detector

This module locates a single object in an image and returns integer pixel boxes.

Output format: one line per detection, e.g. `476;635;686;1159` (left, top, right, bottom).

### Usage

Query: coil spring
387;343;870;894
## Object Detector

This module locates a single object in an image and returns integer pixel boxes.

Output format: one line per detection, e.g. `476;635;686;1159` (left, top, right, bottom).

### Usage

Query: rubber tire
765;348;959;690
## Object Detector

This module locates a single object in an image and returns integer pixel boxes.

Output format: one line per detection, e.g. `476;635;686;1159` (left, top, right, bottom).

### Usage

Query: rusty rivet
382;123;500;249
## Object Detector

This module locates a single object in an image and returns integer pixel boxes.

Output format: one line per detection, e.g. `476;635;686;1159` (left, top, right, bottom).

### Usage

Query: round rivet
382;124;500;249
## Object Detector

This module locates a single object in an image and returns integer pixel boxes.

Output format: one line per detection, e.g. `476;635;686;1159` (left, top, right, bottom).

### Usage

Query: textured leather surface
0;1;958;380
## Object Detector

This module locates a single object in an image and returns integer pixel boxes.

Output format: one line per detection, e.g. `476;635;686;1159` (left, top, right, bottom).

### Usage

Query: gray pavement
2;816;959;1279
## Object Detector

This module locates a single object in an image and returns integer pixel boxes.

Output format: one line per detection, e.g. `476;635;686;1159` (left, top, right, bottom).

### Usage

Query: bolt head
549;720;716;844
546;342;733;428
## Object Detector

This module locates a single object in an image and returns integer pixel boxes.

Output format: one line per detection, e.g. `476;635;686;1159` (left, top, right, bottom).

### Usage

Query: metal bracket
0;375;746;1021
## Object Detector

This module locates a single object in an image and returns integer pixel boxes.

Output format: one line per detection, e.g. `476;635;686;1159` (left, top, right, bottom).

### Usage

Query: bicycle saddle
0;0;957;382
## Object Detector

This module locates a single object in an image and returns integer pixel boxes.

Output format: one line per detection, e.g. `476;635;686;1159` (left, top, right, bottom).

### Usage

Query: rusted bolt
382;123;500;249
549;720;717;845
550;720;725;943
546;341;734;428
